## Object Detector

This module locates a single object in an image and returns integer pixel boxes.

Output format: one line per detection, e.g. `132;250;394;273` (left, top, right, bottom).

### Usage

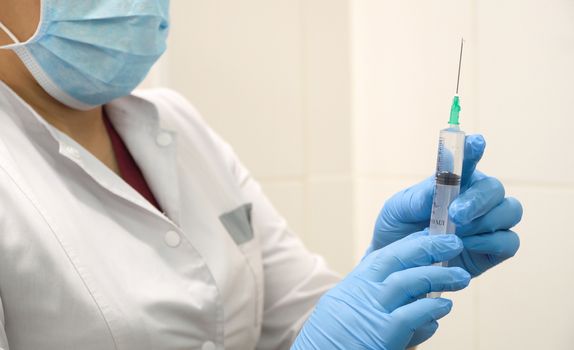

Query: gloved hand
369;135;522;277
292;232;471;350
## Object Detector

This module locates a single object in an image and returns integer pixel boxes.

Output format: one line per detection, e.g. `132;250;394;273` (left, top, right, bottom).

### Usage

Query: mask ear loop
0;21;21;44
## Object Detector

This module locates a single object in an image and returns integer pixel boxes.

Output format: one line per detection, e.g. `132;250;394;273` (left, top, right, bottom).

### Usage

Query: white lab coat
0;81;340;350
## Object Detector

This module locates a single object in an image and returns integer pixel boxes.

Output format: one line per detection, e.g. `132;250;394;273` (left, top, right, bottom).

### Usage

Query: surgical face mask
0;0;170;110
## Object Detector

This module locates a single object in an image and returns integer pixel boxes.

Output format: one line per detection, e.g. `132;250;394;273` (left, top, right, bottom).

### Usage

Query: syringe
428;39;466;299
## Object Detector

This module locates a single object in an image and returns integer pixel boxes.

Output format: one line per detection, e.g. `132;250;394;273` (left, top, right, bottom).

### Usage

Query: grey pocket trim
219;203;254;245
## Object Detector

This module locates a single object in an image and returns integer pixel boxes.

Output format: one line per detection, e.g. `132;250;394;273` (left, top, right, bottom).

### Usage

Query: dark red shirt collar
103;113;163;212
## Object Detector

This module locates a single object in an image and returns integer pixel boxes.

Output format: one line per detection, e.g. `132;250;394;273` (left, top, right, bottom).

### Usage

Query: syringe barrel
429;126;465;236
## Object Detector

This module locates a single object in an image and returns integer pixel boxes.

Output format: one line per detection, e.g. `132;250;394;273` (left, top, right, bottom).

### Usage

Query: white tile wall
143;0;574;348
476;0;574;185
303;0;353;175
306;177;355;273
352;0;476;178
301;0;355;273
167;0;307;179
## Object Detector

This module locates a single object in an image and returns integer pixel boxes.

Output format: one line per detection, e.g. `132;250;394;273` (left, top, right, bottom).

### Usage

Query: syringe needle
456;38;465;94
450;38;465;126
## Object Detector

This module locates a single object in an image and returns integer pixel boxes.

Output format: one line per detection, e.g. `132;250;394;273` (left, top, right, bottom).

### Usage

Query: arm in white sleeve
0;297;9;349
227;148;341;350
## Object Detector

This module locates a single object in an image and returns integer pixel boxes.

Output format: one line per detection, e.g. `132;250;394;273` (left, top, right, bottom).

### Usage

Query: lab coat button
62;145;81;159
202;341;216;350
156;132;173;147
164;231;181;247
70;149;81;159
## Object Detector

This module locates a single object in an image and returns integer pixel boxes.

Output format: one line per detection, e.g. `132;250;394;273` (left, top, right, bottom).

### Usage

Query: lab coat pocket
220;203;264;331
219;203;254;245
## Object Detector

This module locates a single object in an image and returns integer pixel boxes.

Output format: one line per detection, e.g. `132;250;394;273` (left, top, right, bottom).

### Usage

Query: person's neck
0;49;120;175
10;77;106;142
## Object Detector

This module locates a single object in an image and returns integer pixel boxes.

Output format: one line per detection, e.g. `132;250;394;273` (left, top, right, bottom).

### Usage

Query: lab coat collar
106;93;182;226
0;80;65;152
0;81;182;227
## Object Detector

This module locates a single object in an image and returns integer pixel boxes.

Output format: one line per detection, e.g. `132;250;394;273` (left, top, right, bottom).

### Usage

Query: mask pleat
5;0;170;108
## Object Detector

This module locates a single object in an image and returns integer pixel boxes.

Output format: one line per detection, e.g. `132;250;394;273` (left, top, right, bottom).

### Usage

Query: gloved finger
461;169;489;192
358;234;464;282
366;229;431;257
456;197;523;237
460;135;486;189
391;298;453;333
408;321;439;348
400;229;430;242
378;177;434;225
378;266;470;312
449;177;505;226
369;220;429;254
462;230;520;259
370;179;434;253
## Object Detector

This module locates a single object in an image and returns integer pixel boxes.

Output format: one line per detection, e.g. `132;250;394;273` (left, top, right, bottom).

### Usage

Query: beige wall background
143;0;574;349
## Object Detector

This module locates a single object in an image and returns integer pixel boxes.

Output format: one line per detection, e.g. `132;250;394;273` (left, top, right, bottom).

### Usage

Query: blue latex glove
292;232;471;350
369;135;522;277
